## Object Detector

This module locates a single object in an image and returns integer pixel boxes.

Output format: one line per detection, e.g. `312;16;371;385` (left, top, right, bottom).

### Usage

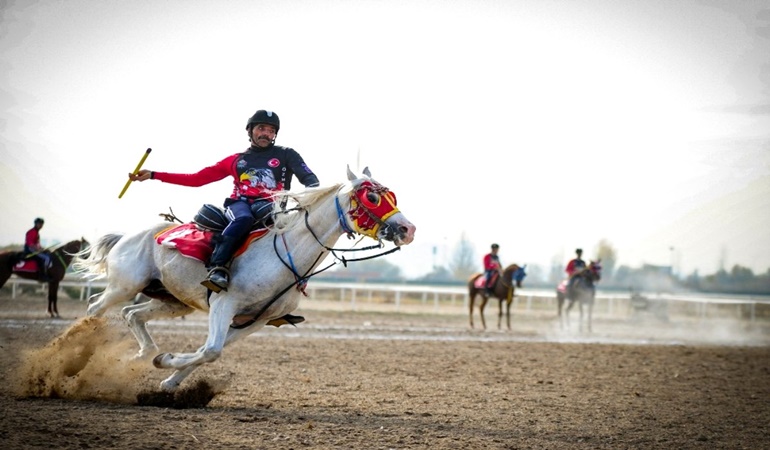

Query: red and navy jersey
154;145;319;201
24;228;40;253
483;253;501;271
566;258;586;276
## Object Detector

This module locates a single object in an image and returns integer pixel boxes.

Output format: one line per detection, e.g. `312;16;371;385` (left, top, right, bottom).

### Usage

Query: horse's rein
239;183;402;328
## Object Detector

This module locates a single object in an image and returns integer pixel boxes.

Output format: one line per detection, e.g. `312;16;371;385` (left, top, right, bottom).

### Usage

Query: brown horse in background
0;239;89;317
468;263;527;330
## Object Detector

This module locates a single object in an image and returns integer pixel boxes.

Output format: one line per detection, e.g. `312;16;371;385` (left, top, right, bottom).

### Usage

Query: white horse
74;166;416;392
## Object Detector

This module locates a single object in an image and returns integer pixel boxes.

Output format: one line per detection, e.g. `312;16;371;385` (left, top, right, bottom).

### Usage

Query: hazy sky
1;0;769;279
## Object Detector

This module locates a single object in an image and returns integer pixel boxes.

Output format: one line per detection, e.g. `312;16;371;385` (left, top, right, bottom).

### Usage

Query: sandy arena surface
0;293;768;449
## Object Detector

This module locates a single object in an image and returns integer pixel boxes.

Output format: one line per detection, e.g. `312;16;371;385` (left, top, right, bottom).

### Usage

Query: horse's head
59;238;89;255
504;264;527;288
588;259;602;282
342;166;416;246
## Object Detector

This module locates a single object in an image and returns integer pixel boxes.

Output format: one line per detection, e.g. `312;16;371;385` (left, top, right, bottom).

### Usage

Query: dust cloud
12;316;155;403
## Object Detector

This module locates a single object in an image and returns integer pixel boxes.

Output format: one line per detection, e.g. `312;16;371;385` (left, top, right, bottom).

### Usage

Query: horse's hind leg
87;284;145;316
47;281;59;318
121;298;195;359
564;299;575;330
468;293;476;329
479;297;489;330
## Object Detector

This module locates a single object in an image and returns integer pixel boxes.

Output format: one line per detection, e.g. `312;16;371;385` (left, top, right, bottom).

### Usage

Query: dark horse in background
468;264;527;330
556;260;602;332
0;239;88;317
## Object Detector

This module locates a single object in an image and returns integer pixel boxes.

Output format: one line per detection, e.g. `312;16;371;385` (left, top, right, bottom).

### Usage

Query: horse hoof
159;379;179;392
134;347;159;361
153;353;169;368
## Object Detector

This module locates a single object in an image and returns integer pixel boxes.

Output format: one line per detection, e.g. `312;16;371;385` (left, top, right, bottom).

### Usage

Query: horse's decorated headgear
346;180;399;237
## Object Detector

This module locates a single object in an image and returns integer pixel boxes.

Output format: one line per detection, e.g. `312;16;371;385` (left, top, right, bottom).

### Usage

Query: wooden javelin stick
118;148;152;199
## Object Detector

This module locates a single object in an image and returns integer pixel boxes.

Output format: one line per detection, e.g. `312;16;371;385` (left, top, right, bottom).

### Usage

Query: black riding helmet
246;110;280;133
34;217;44;224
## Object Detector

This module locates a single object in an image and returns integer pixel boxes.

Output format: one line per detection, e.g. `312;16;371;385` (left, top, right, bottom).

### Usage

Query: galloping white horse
75;167;416;392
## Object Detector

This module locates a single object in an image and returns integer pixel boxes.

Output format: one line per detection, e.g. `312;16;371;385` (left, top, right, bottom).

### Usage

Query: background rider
565;248;586;293
483;243;502;296
24;217;51;281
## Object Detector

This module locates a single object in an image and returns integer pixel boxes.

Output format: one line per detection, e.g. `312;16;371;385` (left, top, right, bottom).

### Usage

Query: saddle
474;271;499;290
13;252;51;274
154;204;269;263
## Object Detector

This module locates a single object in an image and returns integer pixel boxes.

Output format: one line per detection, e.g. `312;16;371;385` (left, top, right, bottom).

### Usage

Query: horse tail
72;233;124;279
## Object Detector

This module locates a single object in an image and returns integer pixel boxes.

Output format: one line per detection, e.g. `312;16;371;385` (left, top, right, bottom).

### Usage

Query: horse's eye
366;192;380;204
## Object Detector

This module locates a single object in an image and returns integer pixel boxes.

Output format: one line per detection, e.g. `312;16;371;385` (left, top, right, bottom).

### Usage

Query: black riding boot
37;258;50;282
201;235;242;293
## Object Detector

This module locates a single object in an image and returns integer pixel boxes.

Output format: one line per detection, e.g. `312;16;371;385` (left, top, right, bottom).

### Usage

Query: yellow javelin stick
118;148;152;199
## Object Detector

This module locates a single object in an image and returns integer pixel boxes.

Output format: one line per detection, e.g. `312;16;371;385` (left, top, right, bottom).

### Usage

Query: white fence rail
5;276;769;322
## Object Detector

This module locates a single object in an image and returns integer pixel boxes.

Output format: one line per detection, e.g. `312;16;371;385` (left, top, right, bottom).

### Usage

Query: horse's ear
347;165;357;181
362;166;371;177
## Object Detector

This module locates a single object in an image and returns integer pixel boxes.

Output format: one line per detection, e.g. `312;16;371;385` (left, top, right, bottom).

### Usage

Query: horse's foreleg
497;299;504;330
158;315;267;392
505;299;512;330
153;297;238;390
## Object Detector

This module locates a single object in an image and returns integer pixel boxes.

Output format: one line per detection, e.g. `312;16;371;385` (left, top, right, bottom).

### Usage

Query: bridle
50;239;88;268
232;180;403;329
287;180;403;269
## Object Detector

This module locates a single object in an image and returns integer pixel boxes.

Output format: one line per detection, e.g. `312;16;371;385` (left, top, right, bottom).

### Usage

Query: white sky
1;0;769;279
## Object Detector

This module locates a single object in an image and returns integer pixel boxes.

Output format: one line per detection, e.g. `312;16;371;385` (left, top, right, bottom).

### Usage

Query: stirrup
201;266;231;293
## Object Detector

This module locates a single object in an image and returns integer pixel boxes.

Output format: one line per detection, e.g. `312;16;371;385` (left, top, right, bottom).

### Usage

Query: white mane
269;182;349;236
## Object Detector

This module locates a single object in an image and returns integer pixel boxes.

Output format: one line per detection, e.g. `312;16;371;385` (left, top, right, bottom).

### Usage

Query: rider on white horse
127;109;320;292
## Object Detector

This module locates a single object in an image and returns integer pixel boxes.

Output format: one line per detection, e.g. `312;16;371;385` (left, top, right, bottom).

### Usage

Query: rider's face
251;124;277;147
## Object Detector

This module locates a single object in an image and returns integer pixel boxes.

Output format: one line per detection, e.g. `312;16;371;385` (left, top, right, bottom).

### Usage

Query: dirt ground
0;294;768;450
